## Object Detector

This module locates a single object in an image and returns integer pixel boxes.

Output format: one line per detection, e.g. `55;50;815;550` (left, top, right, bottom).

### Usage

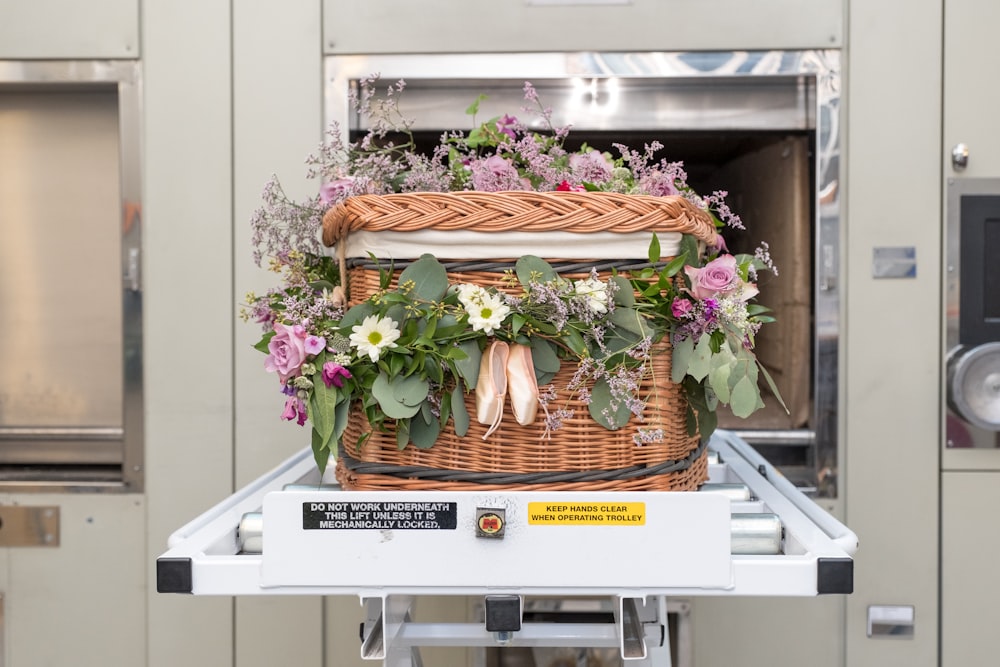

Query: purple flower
671;297;694;319
569;151;612;184
304;335;326;355
469;155;525;192
281;396;308;426
703;298;719;322
496;114;518;141
322;362;352;389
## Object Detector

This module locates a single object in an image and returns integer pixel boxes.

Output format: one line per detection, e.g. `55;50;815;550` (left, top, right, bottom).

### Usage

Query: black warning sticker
302;501;458;530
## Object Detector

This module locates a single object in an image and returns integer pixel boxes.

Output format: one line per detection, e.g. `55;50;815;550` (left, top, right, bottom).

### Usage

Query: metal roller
699;483;752;501
731;513;783;555
238;512;264;554
237;510;783;555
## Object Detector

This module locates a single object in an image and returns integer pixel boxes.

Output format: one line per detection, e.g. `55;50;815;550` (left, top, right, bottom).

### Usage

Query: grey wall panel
844;0;942;665
0;0;139;59
323;0;843;54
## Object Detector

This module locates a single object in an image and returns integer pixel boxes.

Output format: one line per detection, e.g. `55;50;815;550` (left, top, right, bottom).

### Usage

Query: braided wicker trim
322;191;718;248
338;438;707;486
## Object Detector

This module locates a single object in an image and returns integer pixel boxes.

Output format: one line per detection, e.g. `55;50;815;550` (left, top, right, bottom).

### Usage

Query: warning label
302;501;457;530
527;502;646;526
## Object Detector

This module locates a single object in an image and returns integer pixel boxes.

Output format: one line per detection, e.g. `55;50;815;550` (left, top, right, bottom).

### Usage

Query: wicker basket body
322;191;718;492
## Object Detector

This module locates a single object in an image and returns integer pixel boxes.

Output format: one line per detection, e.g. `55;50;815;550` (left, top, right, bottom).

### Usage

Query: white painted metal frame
157;431;856;664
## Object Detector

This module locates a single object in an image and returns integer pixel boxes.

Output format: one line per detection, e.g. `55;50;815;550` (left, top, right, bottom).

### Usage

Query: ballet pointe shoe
475;340;509;438
506;343;539;426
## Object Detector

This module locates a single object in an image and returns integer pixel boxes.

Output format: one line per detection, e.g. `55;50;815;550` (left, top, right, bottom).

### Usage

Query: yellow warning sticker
527;502;646;526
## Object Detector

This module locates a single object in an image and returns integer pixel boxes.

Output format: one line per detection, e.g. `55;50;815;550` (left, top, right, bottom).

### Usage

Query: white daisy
573;277;610;314
349;314;401;362
465;293;511;335
456;283;488;308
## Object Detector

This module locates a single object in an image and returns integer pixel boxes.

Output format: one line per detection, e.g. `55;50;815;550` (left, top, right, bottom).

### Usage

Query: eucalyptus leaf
729;375;759;418
409;415;440;449
371;372;421;419
454;340;482;387
392;374;430;407
395;418;410;450
708;352;734;404
529;337;561;373
609;307;651;337
671;336;695;384
339;302;375;332
610;275;634;307
515;255;557;286
563;329;588;357
588;378;632;431
451;383;470;437
399;254;449;301
687;333;714;381
679;234;701;268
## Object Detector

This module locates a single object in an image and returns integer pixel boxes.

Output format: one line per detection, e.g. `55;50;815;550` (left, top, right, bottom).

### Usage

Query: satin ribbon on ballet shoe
475;340;509;438
506;343;540;426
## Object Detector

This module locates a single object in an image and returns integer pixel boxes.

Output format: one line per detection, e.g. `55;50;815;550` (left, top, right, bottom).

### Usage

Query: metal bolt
493;631;513;646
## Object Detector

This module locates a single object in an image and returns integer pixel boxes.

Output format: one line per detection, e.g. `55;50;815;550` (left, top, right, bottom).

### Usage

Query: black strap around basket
338;437;707;485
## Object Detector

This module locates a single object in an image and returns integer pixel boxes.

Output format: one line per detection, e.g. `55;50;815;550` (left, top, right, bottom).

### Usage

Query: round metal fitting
948;342;1000;430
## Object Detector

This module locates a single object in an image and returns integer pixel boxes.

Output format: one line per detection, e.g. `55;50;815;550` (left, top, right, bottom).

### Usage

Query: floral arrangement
243;77;783;473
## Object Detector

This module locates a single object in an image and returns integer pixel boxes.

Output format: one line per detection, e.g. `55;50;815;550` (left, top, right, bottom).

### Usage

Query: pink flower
264;322;307;383
281;396;308;426
470;155;524;192
556;180;585;192
319;177;356;205
569;151;612;183
671;297;694;318
684;255;758;301
304;335;326;355
322;362;352;389
495;114;518;141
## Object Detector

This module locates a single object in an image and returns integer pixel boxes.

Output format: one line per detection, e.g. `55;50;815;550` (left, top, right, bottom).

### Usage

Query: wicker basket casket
321;191;719;492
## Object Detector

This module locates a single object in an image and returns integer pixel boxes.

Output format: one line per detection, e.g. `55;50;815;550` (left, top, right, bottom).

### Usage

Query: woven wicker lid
321;190;719;249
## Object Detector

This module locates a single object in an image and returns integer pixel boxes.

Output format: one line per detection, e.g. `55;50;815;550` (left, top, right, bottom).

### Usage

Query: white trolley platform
157;430;857;665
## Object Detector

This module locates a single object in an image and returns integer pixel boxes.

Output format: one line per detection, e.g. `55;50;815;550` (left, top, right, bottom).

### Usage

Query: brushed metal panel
0;506;59;547
0;90;123;430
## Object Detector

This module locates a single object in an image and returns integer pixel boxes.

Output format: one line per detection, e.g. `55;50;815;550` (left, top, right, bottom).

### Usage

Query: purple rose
322;362;352;389
684;255;758;301
671;297;694;318
264;322;307;383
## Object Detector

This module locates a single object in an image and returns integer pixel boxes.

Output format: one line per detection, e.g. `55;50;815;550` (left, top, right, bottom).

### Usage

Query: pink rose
470;155;524;192
684;255;758;301
264;322;307;383
569;151;612;184
319;177;356;205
